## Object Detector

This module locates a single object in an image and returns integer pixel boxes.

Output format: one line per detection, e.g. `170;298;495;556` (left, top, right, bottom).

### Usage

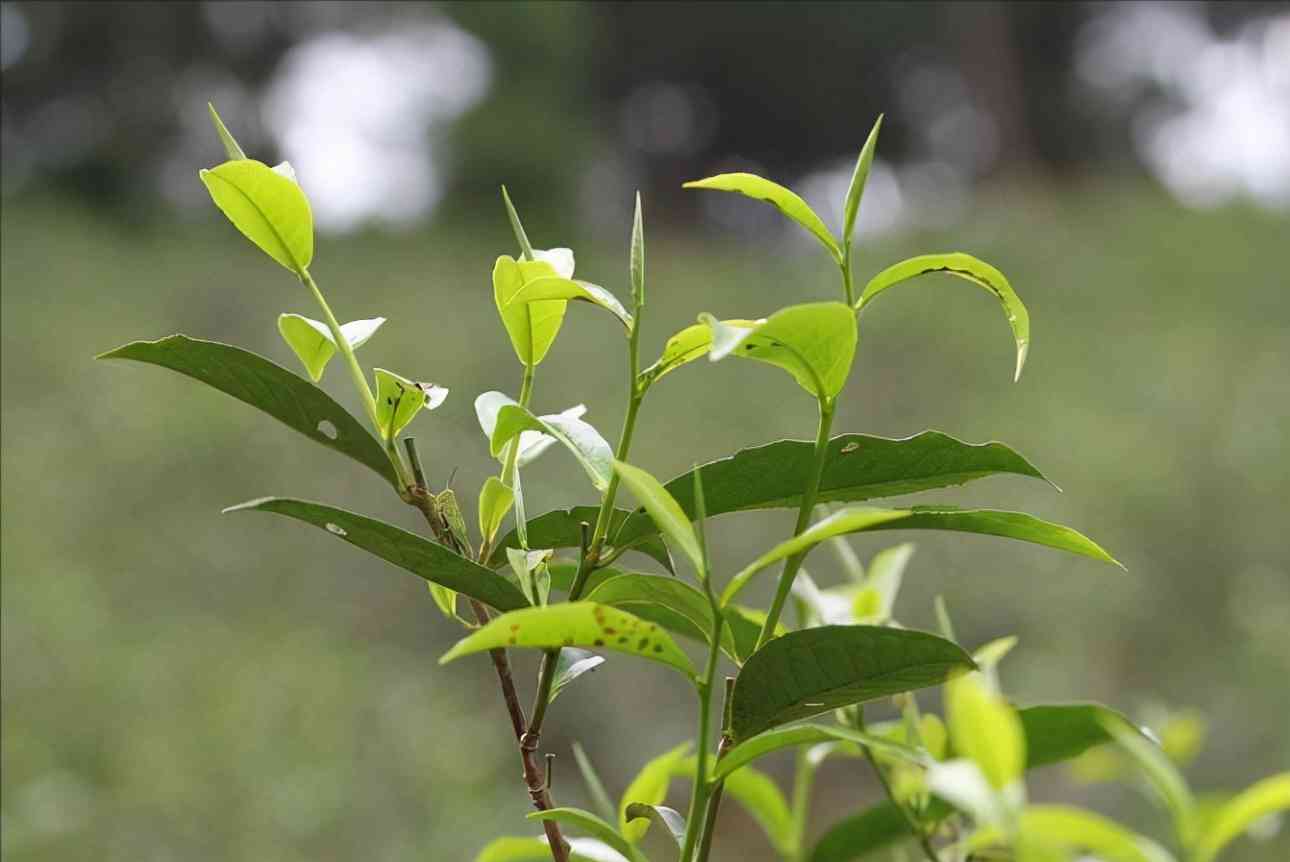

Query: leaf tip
220;496;273;515
1013;341;1030;383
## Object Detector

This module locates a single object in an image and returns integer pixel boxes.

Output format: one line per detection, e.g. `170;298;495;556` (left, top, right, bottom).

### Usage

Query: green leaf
572;742;618;823
207;102;246;160
715;723;924;783
584;572;743;662
722;504;1119;605
199;159;313;275
491;401;615;493
491;507;674;573
702;301;857;400
1018;703;1139;770
97;335;396;486
620;742;691;842
728;625;975;741
970;805;1160;862
630;192;645;306
527;808;640;862
1195;772;1290;862
684;172;840;261
714;763;796;857
475;391;591;469
616;430;1054;545
222;497;529;611
549;648;605;702
639;318;761;386
858;252;1030;382
612;461;704;576
854;542;914;623
507;548;552;607
493;255;568;366
1105;711;1198;835
478;476;515;547
500;185;537;261
947;671;1026;790
624;803;685;849
373;368;447;440
507;276;633;330
807;802;914;862
277;314;384;382
842;115;883;245
440;603;697;680
472;836;627;862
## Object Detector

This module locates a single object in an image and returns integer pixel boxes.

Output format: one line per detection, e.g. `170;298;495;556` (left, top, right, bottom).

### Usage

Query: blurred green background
3;2;1288;860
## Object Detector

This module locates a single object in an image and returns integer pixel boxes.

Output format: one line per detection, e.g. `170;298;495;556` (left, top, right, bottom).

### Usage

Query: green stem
841;244;856;306
789;747;815;862
756;398;836;648
680;613;724;862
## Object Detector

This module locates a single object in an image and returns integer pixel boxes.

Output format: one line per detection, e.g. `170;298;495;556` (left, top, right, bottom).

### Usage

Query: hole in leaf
325;522;348;536
317;420;339;440
841;441;860;454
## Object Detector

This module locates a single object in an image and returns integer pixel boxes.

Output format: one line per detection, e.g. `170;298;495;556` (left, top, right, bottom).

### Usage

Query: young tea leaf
374;368;447;440
199;159;314;275
611;460;704;576
715;723;924;783
525;809;640;862
491;402;614;493
685;172;841;261
969;805;1160;862
639;317;761;386
478;476;515;547
728;625;975;740
207;102;247;160
277;313;384;382
1194;772;1290;862
549;648;606;703
490;506;675;574
675;756;796;857
584;573;743;662
624;804;686;849
947;671;1026;790
620;741;692;842
841;115;883;246
507;276;633;330
493;255;568;366
630;191;645;306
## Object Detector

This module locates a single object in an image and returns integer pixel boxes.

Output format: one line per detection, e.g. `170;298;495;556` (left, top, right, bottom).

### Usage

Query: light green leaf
620;742;691;842
572;743;618;824
533;247;576;278
715;764;796;857
728;625;975;740
527;808;640;862
684;172;840;261
493;255;568;366
507;548;552;607
715;723;924;783
1195;773;1290;862
473;836;629;862
199;159;313;275
500;185;537;261
222;497;528;611
858;252;1030;382
612;460;704;576
479;476;515;547
277;313;384;382
842;115;883;245
550;648;606;703
970;805;1160;862
926;758;1014;826
855;542;913;623
639;318;762;386
440;603;697;680
373;368;447;440
947;671;1026;790
491;402;614;493
624;804;685;849
97;335;396;486
507;276;633;330
207;102;246;160
702;301;857;399
631;192;645;306
806;802;915;862
1104;713;1197;835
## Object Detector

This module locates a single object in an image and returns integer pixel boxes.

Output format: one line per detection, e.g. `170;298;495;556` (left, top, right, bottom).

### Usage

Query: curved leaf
842;115;883;245
440;603;697;680
702;301;857;400
277;314;383;382
859;252;1030;382
1018;703;1139;769
715;723;924;782
970;805;1159;862
493;254;568;366
807;802;914;862
200;159;313;275
616;430;1054;545
624;804;685;849
527;808;640;862
491;507;674;573
222;497;528;611
508;276;633;330
684;172;840;261
620;742;691;842
639;318;761;386
550;648;606;703
373;368;447;439
722;505;1120;605
1195;772;1290;862
729;625;975;741
97;335;396;486
491;402;614;493
612;461;704;575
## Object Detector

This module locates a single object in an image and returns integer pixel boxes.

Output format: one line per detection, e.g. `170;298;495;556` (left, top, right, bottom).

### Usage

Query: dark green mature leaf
729;625;975;741
684;173;841;261
98;335;397;486
807;802;914;862
222;497;529;611
440;603;697;679
527;808;642;862
715;723;924;782
615;431;1054;546
1018;703;1138;769
492;507;674;573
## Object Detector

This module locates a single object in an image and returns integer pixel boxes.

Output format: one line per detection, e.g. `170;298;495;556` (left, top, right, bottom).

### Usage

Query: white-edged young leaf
373;368;447;440
478;476;515;547
271;160;298;183
624;804;685;848
550;648;606;702
533;247;575;278
507;276;633;330
639;317;762;386
612;460;704;577
490;402;614;493
199;159;314;275
1195;773;1290;862
277;313;384;381
518;405;588;468
684;172;840;261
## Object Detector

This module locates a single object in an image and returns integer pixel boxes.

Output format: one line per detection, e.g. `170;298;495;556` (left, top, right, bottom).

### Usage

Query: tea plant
100;105;1288;862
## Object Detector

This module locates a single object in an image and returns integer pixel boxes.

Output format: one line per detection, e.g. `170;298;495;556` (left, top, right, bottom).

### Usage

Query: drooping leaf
842;115;883;246
714;723;924;783
527;808;640;862
624;804;685;849
207;102;246;160
1194;772;1290;862
491;401;614;493
277;313;384;382
684;172;840;261
507;276;633;330
947;672;1026;790
858;252;1030;382
549;648;605;702
1105;717;1197;837
728;625;975;740
97;335;396;486
702;301;857;400
440;603;697;680
615;430;1054;546
1018;703;1139;769
199;159;314;275
493;255;568;366
806;802;915;862
373;368;447;440
478;476;515;547
572;742;618;823
491;507;674;573
630;192;645;306
639;318;761;386
620;742;691;842
722;505;1120;605
222;497;529;611
612;460;704;576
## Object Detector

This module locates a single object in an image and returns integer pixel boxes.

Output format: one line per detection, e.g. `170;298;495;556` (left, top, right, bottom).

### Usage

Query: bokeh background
3;2;1288;860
